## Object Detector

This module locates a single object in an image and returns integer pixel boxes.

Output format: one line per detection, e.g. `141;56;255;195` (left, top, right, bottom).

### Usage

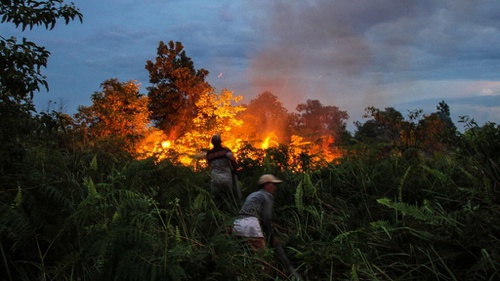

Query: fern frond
295;181;304;214
398;166;412;203
377;198;464;231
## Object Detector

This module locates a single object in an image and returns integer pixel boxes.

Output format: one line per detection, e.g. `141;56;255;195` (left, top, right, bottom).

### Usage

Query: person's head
258;174;282;193
211;134;222;147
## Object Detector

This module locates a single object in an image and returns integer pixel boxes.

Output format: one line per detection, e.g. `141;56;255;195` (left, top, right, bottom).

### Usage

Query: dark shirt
207;146;233;163
238;189;274;237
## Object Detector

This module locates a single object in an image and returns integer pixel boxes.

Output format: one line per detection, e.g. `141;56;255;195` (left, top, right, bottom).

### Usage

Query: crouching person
232;174;282;276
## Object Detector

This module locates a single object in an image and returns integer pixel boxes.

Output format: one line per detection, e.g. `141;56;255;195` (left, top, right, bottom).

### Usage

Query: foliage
0;0;82;190
1;0;82;31
145;40;213;138
177;88;245;156
1;0;82;107
292;99;349;146
355;101;459;155
75;78;150;154
234;91;293;143
2;119;499;280
2;25;499;279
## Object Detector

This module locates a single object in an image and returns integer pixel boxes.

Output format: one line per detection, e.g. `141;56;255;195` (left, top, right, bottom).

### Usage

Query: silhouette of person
206;134;241;211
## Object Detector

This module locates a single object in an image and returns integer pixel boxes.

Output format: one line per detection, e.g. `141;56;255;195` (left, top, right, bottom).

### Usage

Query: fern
377;198;463;231
83;176;99;198
14;185;22;207
398;166;412;203
295;181;304;214
303;172;316;198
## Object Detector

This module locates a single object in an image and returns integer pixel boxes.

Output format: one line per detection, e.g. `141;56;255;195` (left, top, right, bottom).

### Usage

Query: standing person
206;134;241;211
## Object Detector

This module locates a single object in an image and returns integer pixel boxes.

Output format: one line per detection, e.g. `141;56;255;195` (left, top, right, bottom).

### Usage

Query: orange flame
261;132;279;149
136;114;342;170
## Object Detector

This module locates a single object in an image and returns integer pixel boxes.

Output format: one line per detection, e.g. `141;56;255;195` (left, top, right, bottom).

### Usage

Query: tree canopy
76;79;150;153
145;41;213;139
235;91;292;142
292;99;349;145
0;0;82;187
1;0;82;109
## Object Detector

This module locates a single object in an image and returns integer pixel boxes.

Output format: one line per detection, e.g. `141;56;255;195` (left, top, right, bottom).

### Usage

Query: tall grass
1;131;499;280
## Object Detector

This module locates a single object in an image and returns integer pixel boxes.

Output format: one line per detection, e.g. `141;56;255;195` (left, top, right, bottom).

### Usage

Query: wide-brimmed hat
258;174;283;185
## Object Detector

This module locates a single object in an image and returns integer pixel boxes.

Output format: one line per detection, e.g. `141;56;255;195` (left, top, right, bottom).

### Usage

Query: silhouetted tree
145;41;212;139
354;106;404;145
292;99;349;145
0;0;82;189
416;101;458;152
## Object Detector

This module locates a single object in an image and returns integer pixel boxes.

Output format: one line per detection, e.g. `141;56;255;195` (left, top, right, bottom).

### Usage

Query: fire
261;132;279;149
135;93;344;170
161;141;171;149
136;128;342;171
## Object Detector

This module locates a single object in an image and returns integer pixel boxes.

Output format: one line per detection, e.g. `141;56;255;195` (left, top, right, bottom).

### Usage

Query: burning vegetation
135;91;347;171
130;41;349;171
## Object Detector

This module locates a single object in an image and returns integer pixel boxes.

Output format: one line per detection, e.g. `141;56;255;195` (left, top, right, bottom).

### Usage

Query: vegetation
1;111;499;280
1;1;499;280
145;40;213;138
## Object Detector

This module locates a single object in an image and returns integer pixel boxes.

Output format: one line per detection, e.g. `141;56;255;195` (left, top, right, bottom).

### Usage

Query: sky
2;0;500;132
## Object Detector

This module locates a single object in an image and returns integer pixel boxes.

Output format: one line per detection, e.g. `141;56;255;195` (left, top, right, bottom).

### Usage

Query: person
233;174;302;280
232;174;281;252
206;134;241;211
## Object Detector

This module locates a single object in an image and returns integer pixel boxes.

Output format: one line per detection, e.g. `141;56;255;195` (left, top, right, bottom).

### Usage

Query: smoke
240;0;500;128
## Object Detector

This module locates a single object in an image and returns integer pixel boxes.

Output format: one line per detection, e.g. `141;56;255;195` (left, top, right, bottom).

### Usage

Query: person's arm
226;150;238;172
260;194;274;239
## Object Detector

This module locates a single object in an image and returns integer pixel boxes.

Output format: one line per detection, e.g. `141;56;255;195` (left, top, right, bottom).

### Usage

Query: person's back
233;174;281;251
206;134;241;211
238;189;274;237
207;145;234;191
232;174;303;280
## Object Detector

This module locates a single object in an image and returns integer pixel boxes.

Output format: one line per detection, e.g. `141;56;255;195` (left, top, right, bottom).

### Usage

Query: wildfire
135;96;343;170
136;128;342;171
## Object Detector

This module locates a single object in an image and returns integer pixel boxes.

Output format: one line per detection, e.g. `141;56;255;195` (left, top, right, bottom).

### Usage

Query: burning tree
233;91;293;146
139;41;350;170
145;40;213;139
75;79;150;154
136;88;245;167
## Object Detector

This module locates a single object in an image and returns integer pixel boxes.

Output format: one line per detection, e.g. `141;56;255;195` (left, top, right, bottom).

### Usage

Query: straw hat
258;174;283;185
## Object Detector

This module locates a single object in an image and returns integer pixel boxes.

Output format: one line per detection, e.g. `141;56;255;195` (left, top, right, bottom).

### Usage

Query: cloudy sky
2;0;500;131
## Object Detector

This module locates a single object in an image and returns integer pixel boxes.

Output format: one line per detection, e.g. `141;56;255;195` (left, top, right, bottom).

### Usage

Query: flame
261;132;279;149
136;129;342;171
161;141;171;149
135;109;343;171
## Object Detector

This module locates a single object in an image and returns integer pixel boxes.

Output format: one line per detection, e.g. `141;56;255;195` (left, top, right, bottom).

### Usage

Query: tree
235;91;292;143
166;88;246;165
75;79;150;154
191;88;245;136
292;99;349;145
145;41;213;139
354;106;404;145
1;0;83;111
416;101;458;152
0;0;82;188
